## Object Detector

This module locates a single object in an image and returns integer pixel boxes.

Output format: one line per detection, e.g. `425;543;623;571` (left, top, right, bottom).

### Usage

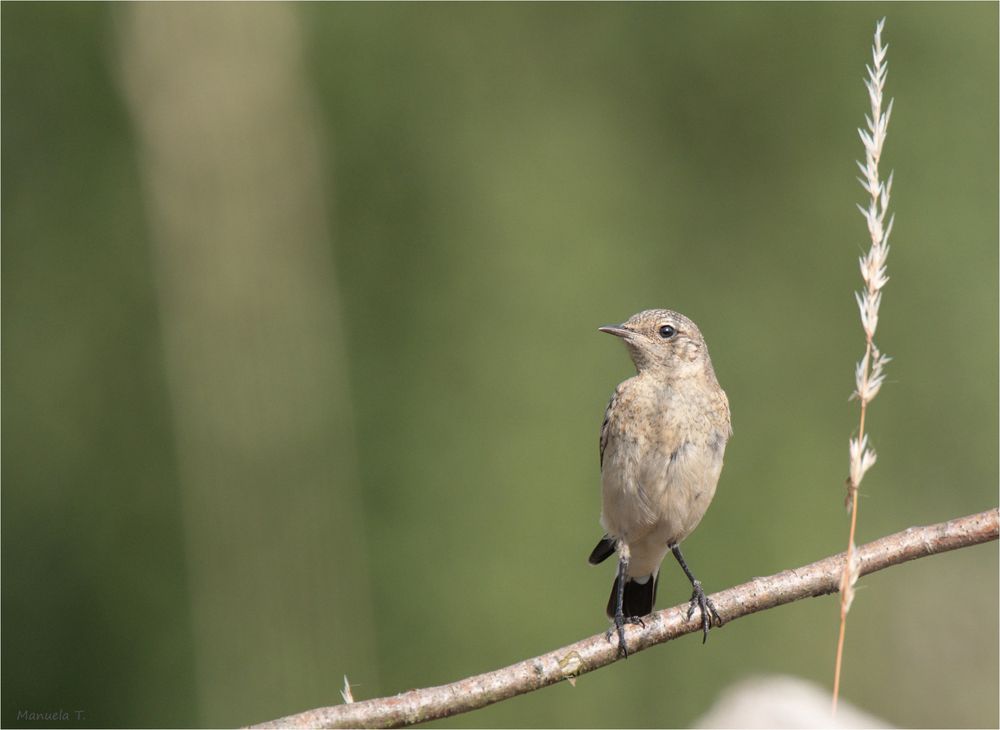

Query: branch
253;508;998;729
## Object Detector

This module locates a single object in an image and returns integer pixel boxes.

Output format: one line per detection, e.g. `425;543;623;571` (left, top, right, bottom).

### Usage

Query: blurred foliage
2;3;997;728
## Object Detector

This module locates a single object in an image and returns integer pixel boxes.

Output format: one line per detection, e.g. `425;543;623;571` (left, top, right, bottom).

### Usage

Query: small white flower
840;546;862;613
341;675;355;704
849;435;878;488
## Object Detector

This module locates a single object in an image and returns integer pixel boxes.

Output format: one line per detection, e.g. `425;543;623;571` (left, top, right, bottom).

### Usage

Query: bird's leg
670;544;722;643
605;543;642;658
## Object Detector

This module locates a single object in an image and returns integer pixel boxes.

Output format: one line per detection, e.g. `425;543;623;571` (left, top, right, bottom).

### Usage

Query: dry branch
254;508;998;729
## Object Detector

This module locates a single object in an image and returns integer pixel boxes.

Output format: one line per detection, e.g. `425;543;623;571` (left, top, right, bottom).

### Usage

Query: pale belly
601;434;725;578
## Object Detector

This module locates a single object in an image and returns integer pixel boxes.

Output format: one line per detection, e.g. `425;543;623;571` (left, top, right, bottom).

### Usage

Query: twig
253;508;998;729
835;17;895;713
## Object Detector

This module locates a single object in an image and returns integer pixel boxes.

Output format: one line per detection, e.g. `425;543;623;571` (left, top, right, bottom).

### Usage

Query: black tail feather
606;573;658;619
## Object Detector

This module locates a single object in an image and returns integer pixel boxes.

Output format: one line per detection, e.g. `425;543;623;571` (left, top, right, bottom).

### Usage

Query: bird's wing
588;535;616;565
599;390;618;469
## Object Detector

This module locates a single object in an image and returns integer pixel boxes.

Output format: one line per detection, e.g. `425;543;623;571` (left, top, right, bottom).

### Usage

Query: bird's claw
685;580;722;643
605;615;646;658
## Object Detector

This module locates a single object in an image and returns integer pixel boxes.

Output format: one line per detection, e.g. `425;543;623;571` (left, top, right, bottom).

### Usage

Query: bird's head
599;308;710;377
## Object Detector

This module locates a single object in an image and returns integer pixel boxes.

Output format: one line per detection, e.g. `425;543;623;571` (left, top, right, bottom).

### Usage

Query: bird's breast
600;380;729;545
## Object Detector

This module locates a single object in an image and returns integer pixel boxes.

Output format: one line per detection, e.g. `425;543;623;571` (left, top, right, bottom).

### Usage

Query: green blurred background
2;3;997;728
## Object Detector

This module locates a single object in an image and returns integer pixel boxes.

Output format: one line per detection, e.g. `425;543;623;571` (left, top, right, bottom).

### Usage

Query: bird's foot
605;614;645;658
685;580;722;643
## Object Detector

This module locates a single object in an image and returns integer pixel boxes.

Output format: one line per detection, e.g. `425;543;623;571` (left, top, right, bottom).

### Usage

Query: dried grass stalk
833;17;895;713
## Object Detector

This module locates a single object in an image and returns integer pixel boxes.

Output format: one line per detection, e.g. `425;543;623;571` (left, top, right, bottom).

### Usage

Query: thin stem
833;339;871;712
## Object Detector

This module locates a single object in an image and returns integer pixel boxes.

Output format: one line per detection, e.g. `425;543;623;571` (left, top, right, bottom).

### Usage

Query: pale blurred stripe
117;6;375;724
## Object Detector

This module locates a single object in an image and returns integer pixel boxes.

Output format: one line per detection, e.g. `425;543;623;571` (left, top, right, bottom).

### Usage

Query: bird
589;308;731;657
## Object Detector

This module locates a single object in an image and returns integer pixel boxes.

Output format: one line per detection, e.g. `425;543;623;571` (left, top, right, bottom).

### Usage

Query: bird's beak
598;324;631;338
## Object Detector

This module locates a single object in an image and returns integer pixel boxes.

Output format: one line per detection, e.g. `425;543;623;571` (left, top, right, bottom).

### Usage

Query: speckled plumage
592;309;731;653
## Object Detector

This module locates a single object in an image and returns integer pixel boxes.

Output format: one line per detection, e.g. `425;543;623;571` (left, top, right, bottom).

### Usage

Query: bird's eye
658;324;676;339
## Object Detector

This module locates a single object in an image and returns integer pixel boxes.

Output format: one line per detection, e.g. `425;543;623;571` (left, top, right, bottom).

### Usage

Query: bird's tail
606;573;658;619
